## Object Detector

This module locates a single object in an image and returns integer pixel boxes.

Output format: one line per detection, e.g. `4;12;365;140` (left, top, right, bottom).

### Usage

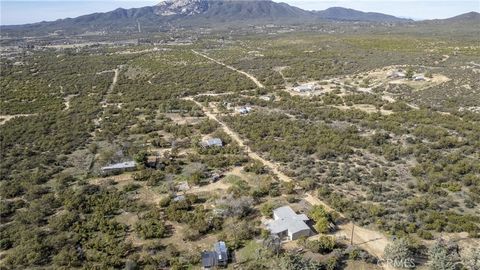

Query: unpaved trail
191;49;265;88
63;94;78;111
100;68;120;106
0;114;36;125
185;97;291;183
93;67;120;136
187;96;393;269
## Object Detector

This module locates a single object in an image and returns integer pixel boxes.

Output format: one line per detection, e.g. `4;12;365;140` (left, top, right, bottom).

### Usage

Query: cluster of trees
298;236;337;254
0;184;135;268
162;195;223;238
309;205;334;234
132;169;165;186
224;112;362;163
135;210;167;239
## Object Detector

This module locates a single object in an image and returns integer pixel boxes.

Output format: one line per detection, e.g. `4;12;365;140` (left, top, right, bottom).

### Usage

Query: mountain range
2;0;479;35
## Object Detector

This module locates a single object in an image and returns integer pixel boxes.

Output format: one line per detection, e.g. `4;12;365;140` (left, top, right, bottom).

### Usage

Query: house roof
273;206;309;221
101;161;136;171
214;241;228;260
173;195;185;202
238;106;252;112
202;138;223;147
201;251;216;267
267;206;311;235
267;218;311;234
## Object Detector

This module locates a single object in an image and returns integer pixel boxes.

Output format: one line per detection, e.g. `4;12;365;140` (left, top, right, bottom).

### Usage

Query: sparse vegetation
1;18;479;270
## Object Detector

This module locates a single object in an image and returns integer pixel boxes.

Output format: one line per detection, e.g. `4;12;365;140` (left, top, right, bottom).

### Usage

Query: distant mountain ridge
2;0;477;35
315;7;408;22
431;11;480;23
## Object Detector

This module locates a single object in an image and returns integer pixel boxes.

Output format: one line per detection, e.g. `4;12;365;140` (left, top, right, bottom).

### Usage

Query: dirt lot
283;65;450;98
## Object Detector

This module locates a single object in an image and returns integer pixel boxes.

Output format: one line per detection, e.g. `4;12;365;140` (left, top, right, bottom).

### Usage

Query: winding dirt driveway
191;49;265;88
185;97;291;183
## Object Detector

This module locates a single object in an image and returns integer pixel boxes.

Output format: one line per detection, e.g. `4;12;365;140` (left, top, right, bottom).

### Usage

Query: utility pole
350;224;355;246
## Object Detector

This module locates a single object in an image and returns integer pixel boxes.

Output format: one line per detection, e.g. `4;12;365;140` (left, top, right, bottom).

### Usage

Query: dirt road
100;68;120;106
93;67;120;136
185;97;291;183
187;96;393;269
191;49;265;88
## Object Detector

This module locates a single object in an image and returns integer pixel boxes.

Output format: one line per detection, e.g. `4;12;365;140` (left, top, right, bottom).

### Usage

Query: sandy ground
284;65;450;102
63;94;78;110
389;74;450;91
165;113;205;125
186;178;231;194
192;49;265;88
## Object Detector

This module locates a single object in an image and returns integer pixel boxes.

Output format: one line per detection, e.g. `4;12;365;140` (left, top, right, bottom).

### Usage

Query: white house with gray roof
293;83;315;93
201;138;223;148
266;206;312;240
101;161;136;174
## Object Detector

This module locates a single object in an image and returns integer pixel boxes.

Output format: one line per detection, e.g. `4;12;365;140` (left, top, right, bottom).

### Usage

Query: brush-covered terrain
1;21;479;270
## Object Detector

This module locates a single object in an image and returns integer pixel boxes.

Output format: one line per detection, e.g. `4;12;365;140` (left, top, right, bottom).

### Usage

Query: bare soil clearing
285;65;450;98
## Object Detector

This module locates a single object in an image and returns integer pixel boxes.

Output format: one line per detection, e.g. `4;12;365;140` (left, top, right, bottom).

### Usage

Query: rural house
293;83;314;93
201;138;223;148
237;106;252;114
101;161;136;174
414;75;426;81
201;241;228;269
266;206;312;240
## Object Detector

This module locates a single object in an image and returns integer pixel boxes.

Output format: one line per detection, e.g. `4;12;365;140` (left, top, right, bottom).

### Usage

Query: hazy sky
1;0;479;25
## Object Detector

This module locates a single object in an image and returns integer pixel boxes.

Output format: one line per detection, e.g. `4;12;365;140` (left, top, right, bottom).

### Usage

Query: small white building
237;106;252;114
293;84;315;93
101;161;136;174
201;138;223;148
259;95;273;101
266;206;312;240
413;75;426;81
